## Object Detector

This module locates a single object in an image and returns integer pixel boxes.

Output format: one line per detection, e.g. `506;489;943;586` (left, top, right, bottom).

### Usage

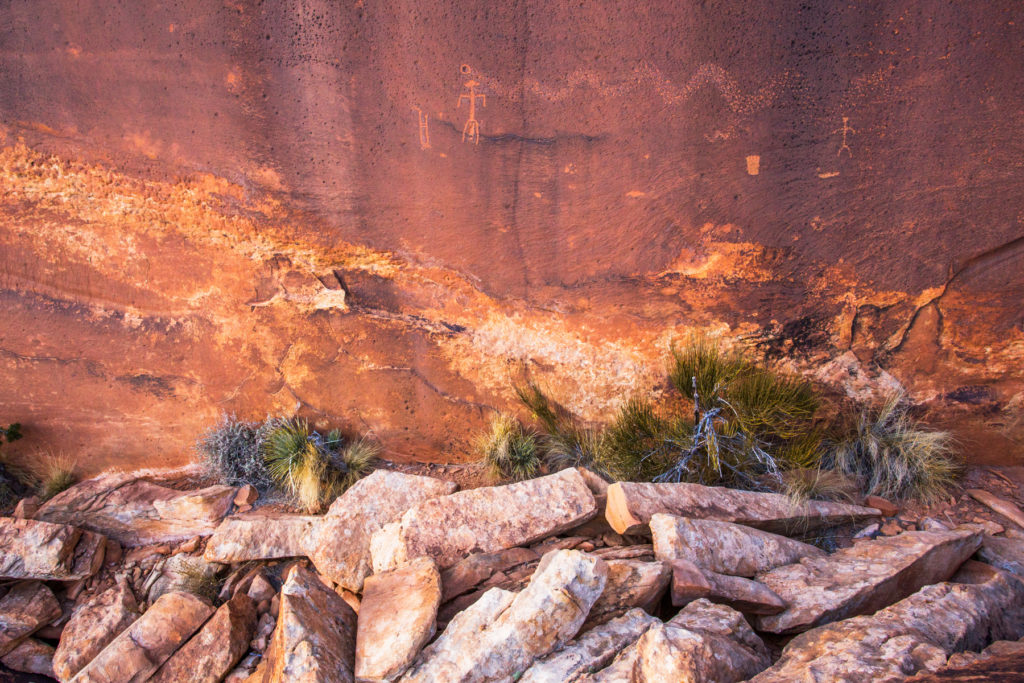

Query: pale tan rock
309;471;456;592
249;564;358;683
36;473;236;547
355;557;441;682
0;517;106;581
375;469;597;572
605;481;879;536
583;559;670;628
750;562;1024;682
0;582;61;658
401;549;608;682
68;591;213;683
53;581;141;682
519;608;659;683
440;547;539;601
150;592;257;683
650;513;825;577
204;513;319;563
1;637;55;677
756;528;983;633
967;489;1024;529
589;599;769;682
668;558;786;615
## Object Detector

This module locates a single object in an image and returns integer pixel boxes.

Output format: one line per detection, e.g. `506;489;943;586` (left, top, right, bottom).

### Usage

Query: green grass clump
514;381;606;473
334;437;381;490
477;414;542;482
823;392;961;503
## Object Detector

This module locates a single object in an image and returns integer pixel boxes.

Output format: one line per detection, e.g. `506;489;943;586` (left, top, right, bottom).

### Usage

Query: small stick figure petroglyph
457;64;486;144
413;106;430;149
833;116;856;157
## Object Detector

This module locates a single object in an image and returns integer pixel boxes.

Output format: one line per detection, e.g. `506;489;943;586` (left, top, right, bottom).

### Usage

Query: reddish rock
756;528;983;633
583;559;670;628
0;582;62;658
13;496;39;520
967;490;1024;529
68;591;214;683
355;557;441;682
150;593;257;683
978;535;1024;578
669;559;786;615
234;485;258;507
0;517;105;581
1;637;55;678
36;473;236;547
605;481;879;536
864;495;899;517
440;547;539;601
373;469;597;571
309;470;457;592
53;581;142;682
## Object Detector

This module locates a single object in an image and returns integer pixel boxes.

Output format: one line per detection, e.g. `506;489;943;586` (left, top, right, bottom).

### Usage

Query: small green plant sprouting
823;392;961;503
476;414;543;482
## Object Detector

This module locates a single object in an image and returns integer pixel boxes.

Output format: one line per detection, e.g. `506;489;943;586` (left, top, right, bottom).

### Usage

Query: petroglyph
413;107;430;149
746;155;761;175
457;64;487;144
834;116;856;157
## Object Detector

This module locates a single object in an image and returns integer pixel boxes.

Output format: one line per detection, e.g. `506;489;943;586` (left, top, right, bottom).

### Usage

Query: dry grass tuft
476;414;542;482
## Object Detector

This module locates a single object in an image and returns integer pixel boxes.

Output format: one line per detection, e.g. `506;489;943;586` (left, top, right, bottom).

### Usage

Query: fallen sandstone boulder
1;637;55;678
588;599;769;682
249;563;358;683
605;481;879;536
0;581;62;658
650;513;825;576
440;547;540;602
149;592;257;683
373;469;597;571
204;513;318;563
977;534;1024;578
355;557;441;682
0;517;106;581
756;528;982;633
518;608;659;683
668;558;786;615
400;549;608;682
310;470;457;592
68;591;214;683
53;580;142;682
905;636;1024;681
749;561;1024;682
583;559;670;629
36;473;236;547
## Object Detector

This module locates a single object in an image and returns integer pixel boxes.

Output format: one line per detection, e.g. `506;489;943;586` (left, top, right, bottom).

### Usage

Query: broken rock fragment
68;591;214;683
355;557;441;682
605;481;879;536
310;470;456;592
0;517;106;581
583;559;670;628
53;580;142;682
756;528;983;633
400;549;608;682
373;469;597;571
650;513;825;576
589;599;769;682
440;547;539;601
1;637;55;678
203;512;319;563
668;558;786;615
0;582;62;658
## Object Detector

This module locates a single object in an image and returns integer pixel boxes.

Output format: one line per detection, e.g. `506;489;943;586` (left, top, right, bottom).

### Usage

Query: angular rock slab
53;581;141;682
69;591;214;683
518;608;659;683
249;563;358;683
0;582;61;658
606;481;880;536
400;549;608;682
650;513;825;576
203;513;319;563
355;557;441;682
756;528;983;634
590;599;769;682
583;559;670;629
0;517;106;581
750;562;1024;682
1;637;55;677
150;592;257;683
669;558;786;615
374;469;597;572
440;547;539;601
978;534;1024;578
37;472;236;547
310;470;456;592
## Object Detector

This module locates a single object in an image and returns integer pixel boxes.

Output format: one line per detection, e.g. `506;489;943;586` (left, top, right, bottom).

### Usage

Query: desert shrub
782;467;860;504
823;392;961;503
476;414;542;482
514;381;606;473
334;436;380;490
178;560;223;603
197;414;281;490
35;453;77;501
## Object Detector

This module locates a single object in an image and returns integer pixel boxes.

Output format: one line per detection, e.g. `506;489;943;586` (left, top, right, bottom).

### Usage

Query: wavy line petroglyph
470;61;790;116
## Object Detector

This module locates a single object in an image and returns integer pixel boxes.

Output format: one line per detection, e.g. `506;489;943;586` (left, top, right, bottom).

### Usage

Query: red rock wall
1;0;1022;472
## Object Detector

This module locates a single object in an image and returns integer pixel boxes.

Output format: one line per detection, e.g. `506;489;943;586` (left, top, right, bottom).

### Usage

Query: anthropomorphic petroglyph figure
834;116;856;157
413;106;430;149
457;64;486;144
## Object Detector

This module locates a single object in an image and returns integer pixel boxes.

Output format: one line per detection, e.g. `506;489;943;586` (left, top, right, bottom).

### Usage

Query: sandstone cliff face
1;0;1022;471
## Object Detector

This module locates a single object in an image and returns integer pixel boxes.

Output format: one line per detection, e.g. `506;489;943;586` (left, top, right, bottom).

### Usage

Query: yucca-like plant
263;418;335;512
477;414;542;482
824;393;961;503
334;437;380;490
